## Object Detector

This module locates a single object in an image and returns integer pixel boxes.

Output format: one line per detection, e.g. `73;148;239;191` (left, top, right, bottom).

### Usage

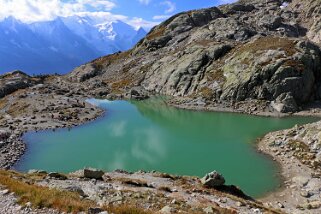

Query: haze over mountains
0;16;147;75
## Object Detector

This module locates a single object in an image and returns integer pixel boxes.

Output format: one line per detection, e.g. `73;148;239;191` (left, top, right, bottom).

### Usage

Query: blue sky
0;0;236;29
112;0;235;21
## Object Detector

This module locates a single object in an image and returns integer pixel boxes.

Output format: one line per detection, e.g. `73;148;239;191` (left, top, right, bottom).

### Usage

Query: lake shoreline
168;96;321;118
175;98;321;212
1;93;321;213
257;122;321;213
170;97;321;212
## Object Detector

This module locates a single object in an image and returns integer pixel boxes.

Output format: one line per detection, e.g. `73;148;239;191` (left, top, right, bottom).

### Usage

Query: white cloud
109;121;127;137
160;1;175;14
108;151;127;170
0;0;116;23
138;0;151;5
218;0;237;5
127;17;159;30
0;0;159;30
77;11;128;24
131;128;166;164
152;15;171;20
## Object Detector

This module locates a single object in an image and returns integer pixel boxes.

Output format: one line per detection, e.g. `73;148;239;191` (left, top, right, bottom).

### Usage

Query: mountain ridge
67;0;321;115
0;16;147;75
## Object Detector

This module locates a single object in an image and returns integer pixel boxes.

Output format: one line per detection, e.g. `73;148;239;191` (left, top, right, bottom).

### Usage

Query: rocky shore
0;72;104;169
258;122;321;214
0;71;320;213
168;96;321;118
0;168;283;214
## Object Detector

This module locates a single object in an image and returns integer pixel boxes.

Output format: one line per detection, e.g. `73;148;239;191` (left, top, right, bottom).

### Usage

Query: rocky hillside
67;0;321;114
0;71;42;99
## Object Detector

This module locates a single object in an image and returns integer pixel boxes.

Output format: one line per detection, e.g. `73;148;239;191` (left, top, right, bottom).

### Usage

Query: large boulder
47;172;67;180
88;207;105;214
259;14;282;30
230;4;255;12
201;171;225;188
166;7;223;34
271;92;298;113
0;130;10;141
83;168;104;180
128;86;149;100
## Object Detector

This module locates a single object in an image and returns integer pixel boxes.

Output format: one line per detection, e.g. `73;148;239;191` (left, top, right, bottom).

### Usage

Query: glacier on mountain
0;16;147;74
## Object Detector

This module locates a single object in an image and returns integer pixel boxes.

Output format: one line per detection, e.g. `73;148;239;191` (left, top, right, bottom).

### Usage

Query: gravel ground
0;188;60;214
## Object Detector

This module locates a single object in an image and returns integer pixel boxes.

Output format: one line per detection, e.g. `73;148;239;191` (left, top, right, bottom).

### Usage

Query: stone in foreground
0;130;10;141
160;206;175;214
88;207;106;214
83;168;104;180
201;171;225;187
47;172;67;180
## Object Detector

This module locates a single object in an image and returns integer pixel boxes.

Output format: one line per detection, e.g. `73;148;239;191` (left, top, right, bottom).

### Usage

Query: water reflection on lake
15;97;318;197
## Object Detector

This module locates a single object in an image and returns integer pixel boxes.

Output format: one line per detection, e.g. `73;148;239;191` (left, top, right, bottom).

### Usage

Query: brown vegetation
283;59;305;72
146;26;166;40
0;170;153;214
7;101;30;117
239;37;297;56
0;98;8;110
199;87;214;100
111;78;133;93
157;186;172;193
0;170;94;213
288;140;310;152
94;51;132;67
206;69;226;84
154;172;177;180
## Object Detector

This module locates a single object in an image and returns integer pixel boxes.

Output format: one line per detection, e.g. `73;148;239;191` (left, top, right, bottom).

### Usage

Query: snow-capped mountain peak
63;16;146;52
0;16;147;75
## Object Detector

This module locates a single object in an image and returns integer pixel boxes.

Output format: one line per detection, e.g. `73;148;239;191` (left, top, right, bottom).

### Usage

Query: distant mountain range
0;16;147;75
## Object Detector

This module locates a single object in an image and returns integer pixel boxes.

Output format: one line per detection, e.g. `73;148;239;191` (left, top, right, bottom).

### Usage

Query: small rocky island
1;0;321;213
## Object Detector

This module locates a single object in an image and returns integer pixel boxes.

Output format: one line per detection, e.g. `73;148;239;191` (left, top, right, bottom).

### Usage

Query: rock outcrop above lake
0;71;41;99
67;0;321;114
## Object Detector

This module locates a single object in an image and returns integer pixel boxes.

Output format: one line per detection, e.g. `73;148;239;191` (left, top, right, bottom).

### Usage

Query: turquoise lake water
14;98;318;197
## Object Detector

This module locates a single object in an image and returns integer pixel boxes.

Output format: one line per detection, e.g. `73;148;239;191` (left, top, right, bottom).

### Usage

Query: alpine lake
14;97;319;197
